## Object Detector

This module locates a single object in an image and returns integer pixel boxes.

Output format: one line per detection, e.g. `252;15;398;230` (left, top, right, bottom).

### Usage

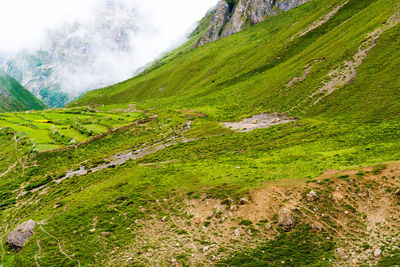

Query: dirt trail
37;205;81;267
295;1;349;39
39;225;81;267
18;122;194;197
0;161;18;178
35;238;41;267
56;121;193;183
0;225;8;261
287;65;313;87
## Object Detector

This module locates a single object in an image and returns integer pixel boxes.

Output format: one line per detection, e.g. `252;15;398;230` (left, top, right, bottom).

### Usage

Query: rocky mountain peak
194;0;310;47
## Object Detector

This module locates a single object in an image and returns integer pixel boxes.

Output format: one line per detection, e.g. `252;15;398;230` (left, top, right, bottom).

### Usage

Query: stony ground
109;163;400;266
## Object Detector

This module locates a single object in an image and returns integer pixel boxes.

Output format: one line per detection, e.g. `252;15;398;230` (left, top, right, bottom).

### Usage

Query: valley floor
0;109;400;266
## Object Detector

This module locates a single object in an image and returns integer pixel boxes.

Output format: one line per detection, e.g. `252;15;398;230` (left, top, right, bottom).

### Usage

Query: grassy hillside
0;74;46;113
0;106;147;152
71;0;400;122
1;0;400;266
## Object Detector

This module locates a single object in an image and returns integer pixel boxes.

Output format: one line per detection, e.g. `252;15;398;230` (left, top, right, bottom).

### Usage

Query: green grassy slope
0;74;46;112
1;0;400;266
0;107;146;152
71;0;399;122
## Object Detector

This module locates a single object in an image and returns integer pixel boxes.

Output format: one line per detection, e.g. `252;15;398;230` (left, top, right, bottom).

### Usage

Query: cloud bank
0;0;218;105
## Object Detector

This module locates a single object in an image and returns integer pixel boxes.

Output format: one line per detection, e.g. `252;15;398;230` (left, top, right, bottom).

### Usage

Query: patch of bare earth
222;113;295;132
311;12;400;104
292;1;349;40
287;64;313;88
108;163;400;266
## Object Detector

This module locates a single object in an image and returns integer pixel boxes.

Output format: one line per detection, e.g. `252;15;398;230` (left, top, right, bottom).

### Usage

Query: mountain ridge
194;0;310;47
0;73;46;113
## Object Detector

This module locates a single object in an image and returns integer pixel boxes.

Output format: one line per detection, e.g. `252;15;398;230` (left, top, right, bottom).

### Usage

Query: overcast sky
0;0;217;54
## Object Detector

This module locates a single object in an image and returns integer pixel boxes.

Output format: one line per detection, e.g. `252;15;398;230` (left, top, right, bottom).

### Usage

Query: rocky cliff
195;0;310;47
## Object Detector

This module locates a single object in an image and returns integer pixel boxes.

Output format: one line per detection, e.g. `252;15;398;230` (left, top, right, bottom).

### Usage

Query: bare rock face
6;220;35;252
195;0;231;47
278;208;296;232
195;0;310;47
306;191;318;202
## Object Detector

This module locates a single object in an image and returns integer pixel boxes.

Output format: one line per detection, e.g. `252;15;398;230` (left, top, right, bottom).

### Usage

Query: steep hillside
72;0;400;122
1;0;400;266
0;74;46;113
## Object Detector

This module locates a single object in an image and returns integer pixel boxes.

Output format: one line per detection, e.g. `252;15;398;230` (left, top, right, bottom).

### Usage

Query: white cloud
0;0;102;53
0;0;218;101
0;0;217;53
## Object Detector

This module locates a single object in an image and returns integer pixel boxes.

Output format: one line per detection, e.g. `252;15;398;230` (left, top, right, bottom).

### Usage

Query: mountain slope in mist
2;0;217;108
0;74;46;112
3;1;139;108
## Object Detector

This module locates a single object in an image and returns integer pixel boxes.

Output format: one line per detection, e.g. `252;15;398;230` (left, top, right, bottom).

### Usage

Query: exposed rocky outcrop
278;208;296;232
195;0;310;47
306;190;318;202
6;220;35;252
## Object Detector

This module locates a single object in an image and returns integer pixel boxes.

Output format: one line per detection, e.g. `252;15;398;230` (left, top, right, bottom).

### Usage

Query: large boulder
278;208;296;232
306;191;318;202
6;220;35;252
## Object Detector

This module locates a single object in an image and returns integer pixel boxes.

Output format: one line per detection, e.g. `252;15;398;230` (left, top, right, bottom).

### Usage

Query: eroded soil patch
222;113;295;132
111;163;400;266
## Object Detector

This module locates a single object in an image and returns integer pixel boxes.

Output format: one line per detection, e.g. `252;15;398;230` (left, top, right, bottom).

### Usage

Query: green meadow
1;0;400;265
0;107;146;152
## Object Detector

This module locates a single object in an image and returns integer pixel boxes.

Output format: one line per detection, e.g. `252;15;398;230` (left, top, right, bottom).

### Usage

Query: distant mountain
3;0;138;108
0;73;46;112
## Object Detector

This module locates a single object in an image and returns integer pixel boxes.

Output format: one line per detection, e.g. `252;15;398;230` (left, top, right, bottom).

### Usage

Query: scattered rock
175;243;180;247
238;198;248;205
374;248;382;258
203;246;209;252
336;248;345;256
306;191;318;202
252;120;258;124
6;220;35;252
234;229;240;236
101;232;110;237
271;118;281;123
229;205;238;211
344;211;349;215
278;208;296;232
333;192;344;202
89;228;96;232
312;224;323;232
161;216;167;222
395;188;400;197
227;198;234;205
